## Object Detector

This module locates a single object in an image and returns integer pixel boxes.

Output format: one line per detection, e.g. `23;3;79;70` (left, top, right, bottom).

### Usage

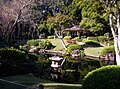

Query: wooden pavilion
63;25;83;38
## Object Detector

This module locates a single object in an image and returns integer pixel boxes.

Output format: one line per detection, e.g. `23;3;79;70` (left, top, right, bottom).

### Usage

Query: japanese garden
0;0;120;89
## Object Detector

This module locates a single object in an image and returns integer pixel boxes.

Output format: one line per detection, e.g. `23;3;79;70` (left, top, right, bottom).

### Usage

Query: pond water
35;54;102;83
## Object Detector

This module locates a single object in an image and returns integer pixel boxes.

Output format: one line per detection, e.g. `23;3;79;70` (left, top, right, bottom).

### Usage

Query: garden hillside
0;0;119;89
46;38;103;56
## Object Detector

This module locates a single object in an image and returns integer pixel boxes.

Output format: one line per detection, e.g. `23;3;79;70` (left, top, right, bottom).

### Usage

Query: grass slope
84;47;104;56
0;74;82;89
47;39;103;56
47;38;68;51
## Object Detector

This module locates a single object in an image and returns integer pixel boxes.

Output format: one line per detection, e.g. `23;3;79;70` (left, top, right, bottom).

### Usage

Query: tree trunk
114;38;120;65
116;14;120;65
110;13;120;65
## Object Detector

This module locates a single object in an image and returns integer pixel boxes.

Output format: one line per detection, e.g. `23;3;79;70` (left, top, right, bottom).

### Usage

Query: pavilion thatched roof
64;25;83;31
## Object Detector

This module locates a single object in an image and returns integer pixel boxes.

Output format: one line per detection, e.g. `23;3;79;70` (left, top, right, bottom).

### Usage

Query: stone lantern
49;56;65;80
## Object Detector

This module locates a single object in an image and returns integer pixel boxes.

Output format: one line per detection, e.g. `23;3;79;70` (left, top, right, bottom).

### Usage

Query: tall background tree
77;0;109;36
0;0;73;46
100;0;120;65
0;0;34;46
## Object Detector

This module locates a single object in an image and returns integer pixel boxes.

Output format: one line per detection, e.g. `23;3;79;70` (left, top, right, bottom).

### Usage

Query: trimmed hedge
63;36;71;40
84;40;100;46
0;48;26;63
73;37;82;42
0;48;28;75
101;46;115;56
27;39;54;50
47;35;54;39
39;40;54;49
67;43;82;53
98;36;106;42
87;37;98;41
82;65;120;89
108;41;114;46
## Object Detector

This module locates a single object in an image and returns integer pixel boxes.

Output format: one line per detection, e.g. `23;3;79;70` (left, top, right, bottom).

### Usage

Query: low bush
63;36;71;40
87;37;98;41
84;40;100;46
98;36;106;42
47;35;54;39
101;46;115;56
82;65;120;89
0;48;26;63
39;40;54;49
73;37;82;42
81;36;86;39
73;37;79;40
0;48;29;75
67;44;82;53
27;39;54;50
108;41;114;46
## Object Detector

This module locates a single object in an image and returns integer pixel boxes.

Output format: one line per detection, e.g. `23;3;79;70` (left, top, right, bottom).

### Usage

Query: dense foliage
83;40;100;46
101;46;115;56
86;37;98;42
79;0;109;35
27;39;54;50
63;36;71;40
0;0;112;46
82;65;120;89
0;48;51;77
66;43;82;53
0;48;28;75
98;36;107;43
0;48;26;63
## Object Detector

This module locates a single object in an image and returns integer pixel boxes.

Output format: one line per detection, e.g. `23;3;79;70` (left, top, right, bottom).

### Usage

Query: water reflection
35;54;101;83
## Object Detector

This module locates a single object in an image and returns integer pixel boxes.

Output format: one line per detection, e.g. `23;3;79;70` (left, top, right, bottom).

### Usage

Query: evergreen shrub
27;39;54;50
39;40;54;49
108;41;114;46
98;36;106;42
87;37;98;41
47;35;54;39
63;36;71;40
82;65;120;89
73;37;82;42
101;46;115;56
84;40;100;46
67;43;82;53
0;48;28;75
0;48;26;63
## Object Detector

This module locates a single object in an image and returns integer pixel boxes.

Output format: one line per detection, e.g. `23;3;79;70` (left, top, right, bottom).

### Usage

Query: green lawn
0;74;82;89
1;74;53;86
47;38;68;51
84;47;104;56
0;81;26;89
47;38;104;56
